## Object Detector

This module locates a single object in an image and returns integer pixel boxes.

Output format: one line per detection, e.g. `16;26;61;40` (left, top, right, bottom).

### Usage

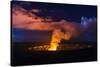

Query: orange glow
48;42;58;51
48;29;62;51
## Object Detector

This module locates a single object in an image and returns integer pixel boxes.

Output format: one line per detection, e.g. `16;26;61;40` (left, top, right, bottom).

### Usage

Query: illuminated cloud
12;5;97;41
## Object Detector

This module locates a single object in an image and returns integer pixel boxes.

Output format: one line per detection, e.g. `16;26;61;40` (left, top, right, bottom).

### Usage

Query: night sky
12;1;97;22
11;1;97;43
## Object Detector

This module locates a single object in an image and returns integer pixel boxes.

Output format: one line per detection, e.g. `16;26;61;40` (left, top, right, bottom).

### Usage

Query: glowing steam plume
48;22;73;51
48;29;62;51
12;5;97;51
